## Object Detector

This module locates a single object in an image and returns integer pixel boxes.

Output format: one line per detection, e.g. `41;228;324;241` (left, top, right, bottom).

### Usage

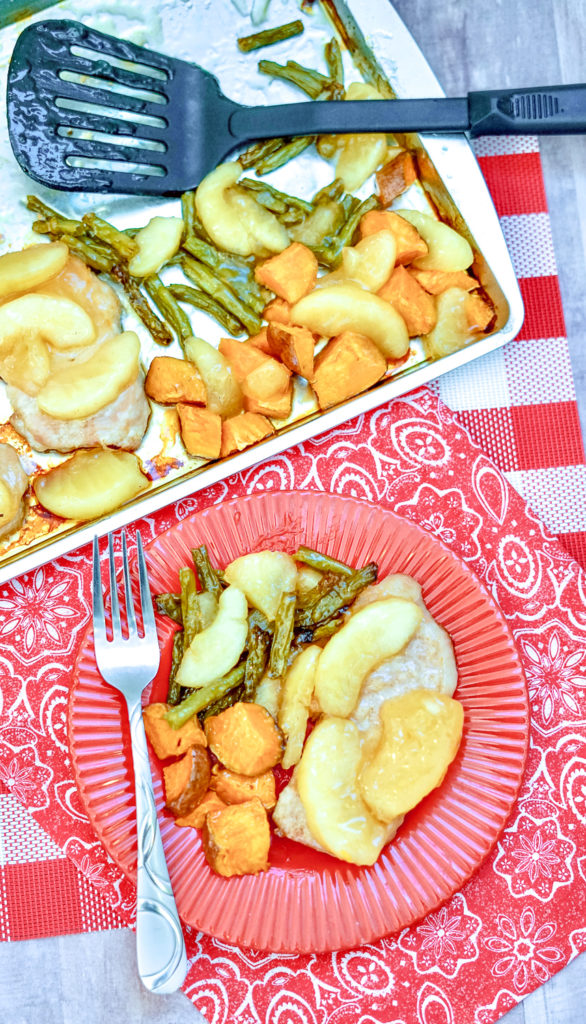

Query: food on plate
33;449;149;520
163;745;211;816
146;543;463;876
175;586;249;689
0;443;28;540
0;22;497;557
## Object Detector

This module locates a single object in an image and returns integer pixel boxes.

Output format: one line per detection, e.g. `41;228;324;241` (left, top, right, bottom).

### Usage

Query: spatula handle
468;84;586;135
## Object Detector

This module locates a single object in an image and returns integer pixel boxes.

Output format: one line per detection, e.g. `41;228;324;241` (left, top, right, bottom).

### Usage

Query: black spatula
7;19;586;196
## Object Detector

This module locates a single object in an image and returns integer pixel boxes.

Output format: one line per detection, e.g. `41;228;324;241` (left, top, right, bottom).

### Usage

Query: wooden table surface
2;1;586;1022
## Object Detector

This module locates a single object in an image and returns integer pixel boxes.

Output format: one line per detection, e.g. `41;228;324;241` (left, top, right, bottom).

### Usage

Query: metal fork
92;530;188;994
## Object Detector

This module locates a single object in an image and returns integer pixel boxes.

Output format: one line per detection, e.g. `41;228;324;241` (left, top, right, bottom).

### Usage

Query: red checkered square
511;401;585;470
3;860;83;940
558;530;586;570
478;153;548;216
517;275;566;340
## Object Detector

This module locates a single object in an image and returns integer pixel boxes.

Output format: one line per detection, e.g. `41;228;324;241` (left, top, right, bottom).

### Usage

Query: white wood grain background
2;1;586;1021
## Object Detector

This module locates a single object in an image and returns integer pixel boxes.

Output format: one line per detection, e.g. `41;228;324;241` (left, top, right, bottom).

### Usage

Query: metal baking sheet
0;0;524;585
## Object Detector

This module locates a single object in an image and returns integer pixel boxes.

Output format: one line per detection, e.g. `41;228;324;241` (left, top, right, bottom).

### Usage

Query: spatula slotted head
7;19;240;195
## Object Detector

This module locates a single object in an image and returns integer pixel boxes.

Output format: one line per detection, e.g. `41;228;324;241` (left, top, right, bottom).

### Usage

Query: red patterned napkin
1;134;585;1024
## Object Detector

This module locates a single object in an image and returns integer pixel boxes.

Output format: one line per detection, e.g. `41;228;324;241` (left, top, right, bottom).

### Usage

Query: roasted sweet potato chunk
204;701;284;775
255;243;318;304
359;210;428;265
210;765;277;810
378;266;437;337
263;298;291;324
174;789;227;828
311;331;387;409
266;322;315;380
145;356;206;405
177;404;222;459
202;798;270;876
163;745;211;817
376;151;418;204
247;327;272;353
143;702;207;760
219;336;290;400
409;268;477;294
220;412;274;457
466;292;496;332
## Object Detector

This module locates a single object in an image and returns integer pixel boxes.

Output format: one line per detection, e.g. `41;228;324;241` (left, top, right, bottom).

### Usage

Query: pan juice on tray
0;2;503;583
146;544;464;876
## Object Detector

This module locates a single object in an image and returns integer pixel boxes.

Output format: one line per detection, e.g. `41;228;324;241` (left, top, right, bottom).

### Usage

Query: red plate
68;490;529;953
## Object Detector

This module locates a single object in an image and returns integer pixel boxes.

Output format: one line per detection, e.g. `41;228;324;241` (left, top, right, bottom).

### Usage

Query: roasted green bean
308;563;378;625
314;194;379;266
110;263;173;344
243;625;271;700
238;19;304;53
82;212;139;260
255;136;316;175
192;545;223;602
179;567;199;648
200;681;246;721
165;662;246;728
168;283;245;336
57;234;116;273
155;592;183;625
268;591;297;677
180;253;262;335
240;178;312;216
143;275;193;343
324;37;344;87
258;58;331;99
166;631;185;705
32;215;86;238
295;545;354;577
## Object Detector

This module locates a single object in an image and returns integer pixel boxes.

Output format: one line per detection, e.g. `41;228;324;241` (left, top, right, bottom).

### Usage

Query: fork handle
127;698;188;994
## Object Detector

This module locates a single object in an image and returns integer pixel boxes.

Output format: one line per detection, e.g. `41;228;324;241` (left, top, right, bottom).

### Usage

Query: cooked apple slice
314;597;422;717
359;689;464;821
0;335;50;394
278;644;321;769
176;586;248;689
0;294;96;351
36;331;140;420
291;283;409;360
0;241;69;299
128;216;184;277
297;716;390;865
224;550;297;621
33;449;149;520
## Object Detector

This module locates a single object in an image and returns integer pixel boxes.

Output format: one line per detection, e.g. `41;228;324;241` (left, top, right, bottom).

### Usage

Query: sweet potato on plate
409;267;477;294
220;412;274;457
376;151;418;205
359;210;428;265
202;798;270;876
177;404;222;459
210;764;277;810
145;356;206;405
204;701;284;775
263;298;291;325
255;243;318;304
378;266;437;337
143;702;207;759
174;789;227;828
243;383;293;419
163;745;211;816
266;322;315;380
311;331;387;410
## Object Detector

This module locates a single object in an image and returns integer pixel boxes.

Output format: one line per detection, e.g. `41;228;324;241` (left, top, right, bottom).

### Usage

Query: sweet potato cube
177;404;222;459
174;789;227;828
311;331;387;410
163;745;211;817
202;798;270;876
218;337;268;382
376;151;418;205
378;266;437;337
143;702;207;760
247;327;272;354
255;243;318;304
359;210;428;264
263;298;291;325
220;412;274;457
466;292;496;332
409;268;477;294
204;701;284;775
266;322;315;380
243;383;293;420
210;765;276;810
145;356;206;405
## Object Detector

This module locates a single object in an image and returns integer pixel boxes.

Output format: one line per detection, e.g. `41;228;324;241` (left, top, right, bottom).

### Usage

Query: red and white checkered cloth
1;135;585;1022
